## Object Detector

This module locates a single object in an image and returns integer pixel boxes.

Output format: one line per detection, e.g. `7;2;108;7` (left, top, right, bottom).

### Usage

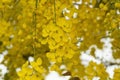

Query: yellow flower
17;70;26;77
36;58;42;66
35;66;45;73
31;75;40;80
42;29;48;37
22;61;28;68
115;3;120;8
52;33;61;43
40;39;48;44
18;30;23;36
56;57;62;63
50;64;60;72
40;0;47;5
46;52;56;62
2;0;11;3
91;0;96;6
22;23;27;29
17;62;33;77
46;52;55;59
48;39;56;49
62;35;68;42
99;3;104;9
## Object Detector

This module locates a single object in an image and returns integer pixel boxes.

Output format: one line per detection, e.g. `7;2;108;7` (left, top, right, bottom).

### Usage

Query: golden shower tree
0;0;120;80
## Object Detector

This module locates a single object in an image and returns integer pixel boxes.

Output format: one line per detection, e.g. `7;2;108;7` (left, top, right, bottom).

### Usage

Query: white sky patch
80;37;115;66
2;50;8;56
6;44;13;49
92;76;100;80
28;56;34;62
9;34;14;39
80;45;100;66
76;41;81;47
0;54;4;63
106;65;120;79
80;51;101;66
100;38;114;63
62;8;70;14
80;37;120;79
76;37;83;47
117;9;120;14
65;16;70;20
45;71;70;80
74;5;79;9
73;0;82;9
60;65;66;70
89;5;93;8
75;0;82;4
0;50;8;79
96;16;101;20
16;68;21;72
0;64;8;79
84;2;88;5
73;12;78;18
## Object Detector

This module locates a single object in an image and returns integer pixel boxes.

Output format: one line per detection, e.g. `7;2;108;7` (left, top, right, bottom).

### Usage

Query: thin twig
54;0;56;24
33;0;38;55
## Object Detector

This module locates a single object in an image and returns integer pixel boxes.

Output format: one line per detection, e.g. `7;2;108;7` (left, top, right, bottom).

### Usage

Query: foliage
0;0;120;80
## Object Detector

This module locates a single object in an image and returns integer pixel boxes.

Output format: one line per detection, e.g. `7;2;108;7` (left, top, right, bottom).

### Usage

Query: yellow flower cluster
1;0;11;3
41;20;70;50
0;20;12;52
1;0;120;79
113;68;120;80
17;58;45;80
85;61;108;80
